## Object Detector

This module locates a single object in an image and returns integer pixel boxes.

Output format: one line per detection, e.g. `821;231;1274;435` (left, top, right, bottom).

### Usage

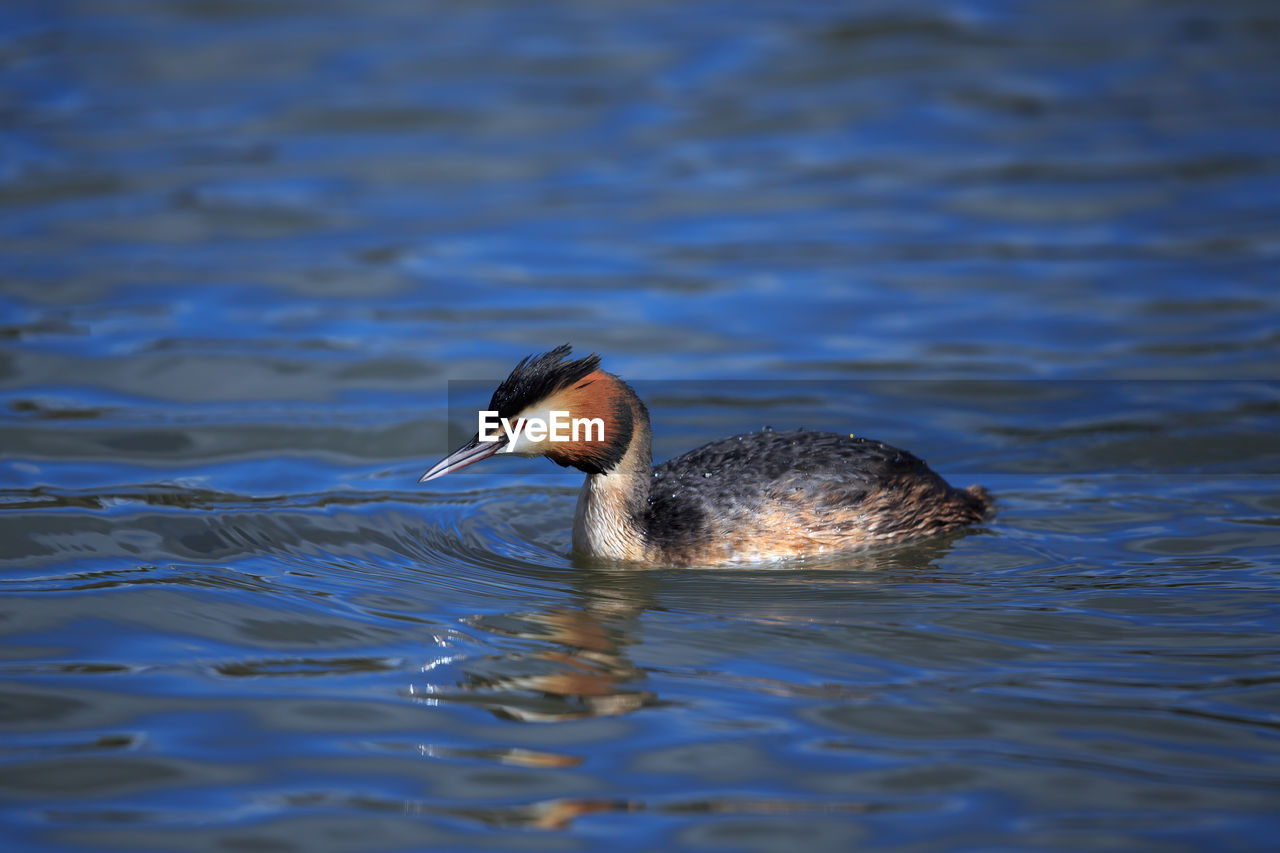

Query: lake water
3;1;1279;850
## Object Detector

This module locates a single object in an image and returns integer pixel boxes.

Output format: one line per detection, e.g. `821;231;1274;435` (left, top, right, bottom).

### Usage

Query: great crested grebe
420;345;992;566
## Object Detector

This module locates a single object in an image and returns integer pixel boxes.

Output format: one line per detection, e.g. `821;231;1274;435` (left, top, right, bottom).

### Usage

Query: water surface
2;1;1280;850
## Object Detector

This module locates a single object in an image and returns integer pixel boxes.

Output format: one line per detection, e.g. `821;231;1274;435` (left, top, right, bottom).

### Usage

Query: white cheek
505;405;553;456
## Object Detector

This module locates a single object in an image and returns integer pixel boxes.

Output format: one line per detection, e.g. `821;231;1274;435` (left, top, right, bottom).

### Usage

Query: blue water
3;1;1280;850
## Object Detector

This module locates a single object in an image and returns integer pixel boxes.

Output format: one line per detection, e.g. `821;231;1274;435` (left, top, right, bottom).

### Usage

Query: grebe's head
419;344;635;483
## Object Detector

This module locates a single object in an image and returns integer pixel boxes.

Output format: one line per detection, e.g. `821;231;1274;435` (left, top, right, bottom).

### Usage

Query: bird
420;345;991;566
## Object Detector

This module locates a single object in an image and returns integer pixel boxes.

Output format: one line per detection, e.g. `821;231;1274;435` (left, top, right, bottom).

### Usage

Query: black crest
488;344;601;419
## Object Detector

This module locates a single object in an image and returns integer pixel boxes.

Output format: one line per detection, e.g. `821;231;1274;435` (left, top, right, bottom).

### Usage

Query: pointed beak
418;434;505;483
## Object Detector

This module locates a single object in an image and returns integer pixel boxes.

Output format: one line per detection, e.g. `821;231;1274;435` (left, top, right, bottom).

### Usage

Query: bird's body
421;346;991;566
640;430;988;564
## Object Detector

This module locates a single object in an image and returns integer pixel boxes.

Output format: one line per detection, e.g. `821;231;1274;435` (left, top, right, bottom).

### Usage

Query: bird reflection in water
402;536;973;830
407;535;973;727
398;570;657;828
409;569;660;723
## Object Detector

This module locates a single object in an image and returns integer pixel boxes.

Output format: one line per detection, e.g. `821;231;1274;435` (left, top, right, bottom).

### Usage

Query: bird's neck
571;379;652;562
